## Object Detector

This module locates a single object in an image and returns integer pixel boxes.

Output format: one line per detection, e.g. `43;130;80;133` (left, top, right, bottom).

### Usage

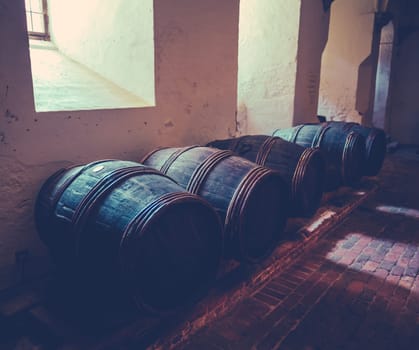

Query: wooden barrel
141;146;289;263
273;124;366;191
35;160;223;313
324;121;386;176
207;136;325;217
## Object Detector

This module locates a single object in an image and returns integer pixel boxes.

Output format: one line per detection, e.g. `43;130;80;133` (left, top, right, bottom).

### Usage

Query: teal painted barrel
207;135;325;217
273;124;366;191
141;146;289;263
324;122;386;176
34;160;223;313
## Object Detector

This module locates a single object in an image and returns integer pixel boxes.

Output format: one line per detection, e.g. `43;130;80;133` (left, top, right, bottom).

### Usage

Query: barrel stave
199;154;264;222
265;139;302;185
166;147;219;188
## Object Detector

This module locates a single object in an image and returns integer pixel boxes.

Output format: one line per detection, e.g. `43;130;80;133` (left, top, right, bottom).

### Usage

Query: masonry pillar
293;0;331;125
237;0;330;135
318;0;379;124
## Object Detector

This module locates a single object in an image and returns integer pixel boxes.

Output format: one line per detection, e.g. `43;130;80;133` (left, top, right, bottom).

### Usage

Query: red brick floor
180;148;419;350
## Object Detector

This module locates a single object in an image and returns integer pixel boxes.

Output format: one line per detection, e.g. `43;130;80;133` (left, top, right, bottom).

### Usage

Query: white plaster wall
389;30;419;144
0;0;239;289
318;0;376;123
237;0;301;135
294;0;330;125
48;0;155;104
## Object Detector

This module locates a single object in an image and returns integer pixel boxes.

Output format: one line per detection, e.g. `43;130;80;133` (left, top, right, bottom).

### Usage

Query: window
25;0;49;40
25;0;155;112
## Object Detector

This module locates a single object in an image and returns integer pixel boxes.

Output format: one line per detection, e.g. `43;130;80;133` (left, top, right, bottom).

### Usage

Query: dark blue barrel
207;135;325;217
141;146;289;263
35;160;223;313
324;121;386;176
273;124;366;191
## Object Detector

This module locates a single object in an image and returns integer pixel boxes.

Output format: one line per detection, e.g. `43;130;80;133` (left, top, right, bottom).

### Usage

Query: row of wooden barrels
35;122;386;313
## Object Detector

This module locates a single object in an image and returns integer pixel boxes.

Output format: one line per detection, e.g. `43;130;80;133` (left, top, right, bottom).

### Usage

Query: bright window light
25;0;155;112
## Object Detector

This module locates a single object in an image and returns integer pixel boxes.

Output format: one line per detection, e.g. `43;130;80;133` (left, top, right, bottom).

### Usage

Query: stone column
318;0;378;124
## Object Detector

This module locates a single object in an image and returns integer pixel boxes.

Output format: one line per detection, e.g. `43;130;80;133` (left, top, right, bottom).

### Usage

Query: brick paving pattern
181;149;419;350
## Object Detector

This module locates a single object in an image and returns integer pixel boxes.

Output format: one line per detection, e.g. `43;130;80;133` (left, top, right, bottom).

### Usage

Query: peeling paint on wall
307;72;319;106
236;102;248;135
4;109;19;123
0;156;73;282
164;120;174;128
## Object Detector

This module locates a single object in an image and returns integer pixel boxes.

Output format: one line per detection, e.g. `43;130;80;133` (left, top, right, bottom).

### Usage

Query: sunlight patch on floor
326;232;418;295
375;205;419;219
29;44;148;112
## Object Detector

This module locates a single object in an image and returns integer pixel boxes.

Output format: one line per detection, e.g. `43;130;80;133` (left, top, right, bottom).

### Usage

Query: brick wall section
181;148;419;350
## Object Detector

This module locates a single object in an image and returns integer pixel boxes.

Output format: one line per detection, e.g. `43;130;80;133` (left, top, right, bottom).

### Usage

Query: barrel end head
365;128;387;176
229;169;289;264
120;194;223;314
